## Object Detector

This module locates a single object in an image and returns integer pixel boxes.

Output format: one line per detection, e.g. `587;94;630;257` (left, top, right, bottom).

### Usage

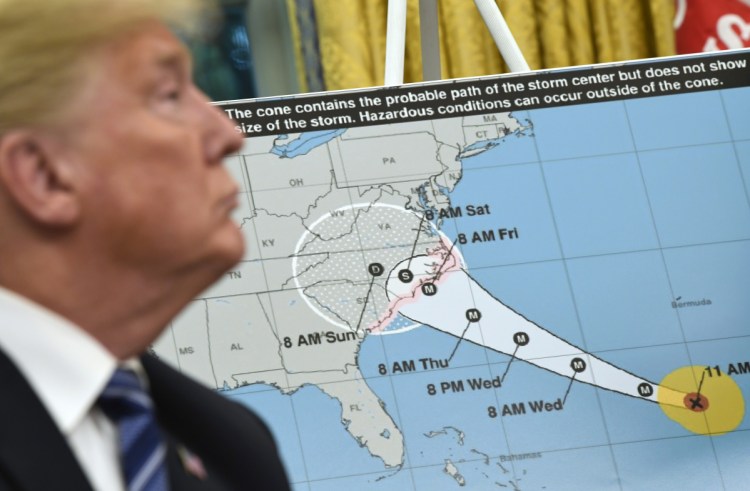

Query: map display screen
153;49;750;490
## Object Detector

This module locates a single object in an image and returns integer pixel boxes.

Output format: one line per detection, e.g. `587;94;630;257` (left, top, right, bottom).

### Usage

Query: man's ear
0;130;81;227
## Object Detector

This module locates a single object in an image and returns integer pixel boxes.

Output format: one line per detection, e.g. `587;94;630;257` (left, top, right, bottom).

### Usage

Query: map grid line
621;98;727;489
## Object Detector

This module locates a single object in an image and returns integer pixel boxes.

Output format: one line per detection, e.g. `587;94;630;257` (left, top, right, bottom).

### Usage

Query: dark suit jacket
0;350;290;490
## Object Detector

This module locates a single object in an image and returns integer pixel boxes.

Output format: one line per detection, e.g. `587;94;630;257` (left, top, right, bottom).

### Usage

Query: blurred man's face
62;22;245;279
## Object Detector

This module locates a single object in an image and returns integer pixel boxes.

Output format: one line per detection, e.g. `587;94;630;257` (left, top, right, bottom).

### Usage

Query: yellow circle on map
658;365;745;436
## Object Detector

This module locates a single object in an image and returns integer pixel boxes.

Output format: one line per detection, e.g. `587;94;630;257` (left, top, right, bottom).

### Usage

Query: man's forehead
108;23;190;72
56;23;191;127
151;34;191;68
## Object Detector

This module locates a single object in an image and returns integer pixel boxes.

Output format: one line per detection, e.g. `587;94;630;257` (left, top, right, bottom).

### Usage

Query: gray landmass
444;459;466;487
206;294;284;389
424;426;466;446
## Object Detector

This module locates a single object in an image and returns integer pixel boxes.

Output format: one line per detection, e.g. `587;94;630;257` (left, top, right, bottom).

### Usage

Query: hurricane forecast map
152;50;750;490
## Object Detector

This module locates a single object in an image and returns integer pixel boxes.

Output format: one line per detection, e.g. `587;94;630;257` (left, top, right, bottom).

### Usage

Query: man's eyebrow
154;47;192;77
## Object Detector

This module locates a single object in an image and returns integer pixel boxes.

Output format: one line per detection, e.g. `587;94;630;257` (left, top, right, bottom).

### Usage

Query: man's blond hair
0;0;205;133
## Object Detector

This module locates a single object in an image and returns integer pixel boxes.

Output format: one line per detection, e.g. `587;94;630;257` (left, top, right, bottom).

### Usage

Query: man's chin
175;226;245;297
214;226;246;271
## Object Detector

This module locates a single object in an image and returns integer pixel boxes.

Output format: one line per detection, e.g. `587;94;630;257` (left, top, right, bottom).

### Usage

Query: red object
675;0;750;53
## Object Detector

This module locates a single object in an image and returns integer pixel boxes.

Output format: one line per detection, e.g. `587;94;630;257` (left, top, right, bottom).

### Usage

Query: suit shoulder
141;355;290;489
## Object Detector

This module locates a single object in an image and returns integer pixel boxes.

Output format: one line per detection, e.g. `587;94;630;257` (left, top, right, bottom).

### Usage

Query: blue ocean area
271;129;346;158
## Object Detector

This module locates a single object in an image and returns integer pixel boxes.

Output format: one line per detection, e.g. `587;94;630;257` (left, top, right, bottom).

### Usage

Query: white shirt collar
0;286;118;433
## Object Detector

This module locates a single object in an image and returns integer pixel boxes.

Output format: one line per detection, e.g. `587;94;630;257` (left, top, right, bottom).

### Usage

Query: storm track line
406;213;427;271
562;373;577;406
498;345;520;387
447;321;473;363
433;238;459;281
355;276;376;334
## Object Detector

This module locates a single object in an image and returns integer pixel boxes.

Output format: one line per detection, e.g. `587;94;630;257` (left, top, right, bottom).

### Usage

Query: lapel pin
177;446;208;480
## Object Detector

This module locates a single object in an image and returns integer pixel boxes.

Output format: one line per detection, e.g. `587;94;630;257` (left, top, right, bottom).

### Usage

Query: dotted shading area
295;205;441;330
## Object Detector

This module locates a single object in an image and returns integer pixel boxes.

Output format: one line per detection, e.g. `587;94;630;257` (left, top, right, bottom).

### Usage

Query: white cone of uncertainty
383;251;687;408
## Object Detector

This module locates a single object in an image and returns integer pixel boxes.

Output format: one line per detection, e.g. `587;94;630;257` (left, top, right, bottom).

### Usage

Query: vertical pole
473;0;530;72
419;0;441;81
385;0;408;85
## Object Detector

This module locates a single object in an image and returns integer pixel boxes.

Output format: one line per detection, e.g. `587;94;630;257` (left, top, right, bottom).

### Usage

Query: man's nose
196;88;244;164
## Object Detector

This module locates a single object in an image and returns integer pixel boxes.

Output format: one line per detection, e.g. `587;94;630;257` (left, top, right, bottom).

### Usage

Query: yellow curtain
295;0;676;91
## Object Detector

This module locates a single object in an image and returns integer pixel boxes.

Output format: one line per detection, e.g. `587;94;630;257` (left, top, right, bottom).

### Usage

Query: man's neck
0;248;208;360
